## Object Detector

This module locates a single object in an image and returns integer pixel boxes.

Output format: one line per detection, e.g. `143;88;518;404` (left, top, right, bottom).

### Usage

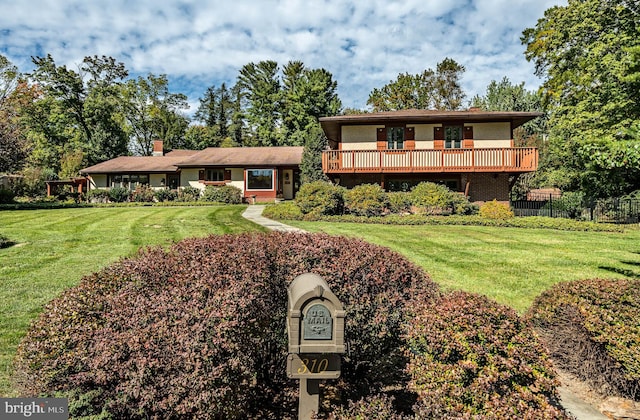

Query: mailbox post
287;273;345;420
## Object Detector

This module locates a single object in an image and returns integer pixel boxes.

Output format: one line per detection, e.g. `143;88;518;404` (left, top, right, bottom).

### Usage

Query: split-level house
319;109;541;202
79;109;541;203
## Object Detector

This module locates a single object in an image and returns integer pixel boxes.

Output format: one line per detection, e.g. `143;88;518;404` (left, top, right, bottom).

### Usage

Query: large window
387;127;404;149
444;126;463;149
246;169;274;190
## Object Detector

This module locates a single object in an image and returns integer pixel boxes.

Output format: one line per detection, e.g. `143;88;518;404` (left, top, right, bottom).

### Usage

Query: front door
167;174;180;190
283;169;294;200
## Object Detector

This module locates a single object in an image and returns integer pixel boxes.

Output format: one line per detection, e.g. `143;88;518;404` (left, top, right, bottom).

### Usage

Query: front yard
1;205;638;396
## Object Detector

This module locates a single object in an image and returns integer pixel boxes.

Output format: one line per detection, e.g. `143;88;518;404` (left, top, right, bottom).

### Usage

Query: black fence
511;194;640;224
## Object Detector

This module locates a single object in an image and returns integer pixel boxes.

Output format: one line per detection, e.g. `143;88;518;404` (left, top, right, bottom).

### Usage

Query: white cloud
0;0;565;111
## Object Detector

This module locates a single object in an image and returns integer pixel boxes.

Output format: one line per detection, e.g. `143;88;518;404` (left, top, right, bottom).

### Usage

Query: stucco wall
340;125;382;150
339;122;512;150
471;122;512;148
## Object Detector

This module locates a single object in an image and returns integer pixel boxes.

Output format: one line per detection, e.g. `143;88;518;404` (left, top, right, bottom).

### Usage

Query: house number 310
297;357;330;374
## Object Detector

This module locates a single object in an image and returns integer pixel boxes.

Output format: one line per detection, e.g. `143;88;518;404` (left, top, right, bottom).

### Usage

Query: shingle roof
80;147;303;174
319;109;543;143
80;154;194;174
176;146;304;167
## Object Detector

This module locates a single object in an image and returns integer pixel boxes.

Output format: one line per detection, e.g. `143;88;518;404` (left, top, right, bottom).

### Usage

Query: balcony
322;147;538;174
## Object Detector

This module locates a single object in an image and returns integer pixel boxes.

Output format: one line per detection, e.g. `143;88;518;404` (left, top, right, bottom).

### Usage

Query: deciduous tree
522;0;640;197
367;58;466;111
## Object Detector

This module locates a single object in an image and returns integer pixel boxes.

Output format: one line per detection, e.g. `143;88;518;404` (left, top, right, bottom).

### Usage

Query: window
387;127;404;149
246;169;274;190
206;169;224;182
444;126;463;149
111;174;148;189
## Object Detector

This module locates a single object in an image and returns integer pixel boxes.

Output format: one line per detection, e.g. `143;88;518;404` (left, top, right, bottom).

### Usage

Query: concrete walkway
242;205;306;233
243;204;605;420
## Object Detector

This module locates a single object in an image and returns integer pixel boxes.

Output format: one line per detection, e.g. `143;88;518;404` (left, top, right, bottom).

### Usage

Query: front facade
319;109;541;202
80;142;303;202
80;109;540;204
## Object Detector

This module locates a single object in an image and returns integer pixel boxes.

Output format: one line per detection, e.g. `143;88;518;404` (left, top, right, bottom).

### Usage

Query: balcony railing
322;148;538;174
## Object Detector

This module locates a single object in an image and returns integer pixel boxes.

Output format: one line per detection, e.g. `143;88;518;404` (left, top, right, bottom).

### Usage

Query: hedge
406;291;568;418
527;278;640;400
14;233;436;419
261;205;625;233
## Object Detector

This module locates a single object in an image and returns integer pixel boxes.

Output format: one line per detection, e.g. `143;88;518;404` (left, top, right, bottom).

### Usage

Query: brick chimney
152;140;164;156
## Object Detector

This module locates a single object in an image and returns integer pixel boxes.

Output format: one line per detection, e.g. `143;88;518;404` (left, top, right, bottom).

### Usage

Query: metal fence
511;194;640;224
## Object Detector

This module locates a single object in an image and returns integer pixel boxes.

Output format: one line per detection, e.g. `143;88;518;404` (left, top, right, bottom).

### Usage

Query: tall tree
367;58;466;111
237;60;281;146
300;123;329;184
522;0;640;197
471;77;547;144
121;74;188;155
28;55;129;169
281;61;342;143
195;83;239;147
0;56;34;173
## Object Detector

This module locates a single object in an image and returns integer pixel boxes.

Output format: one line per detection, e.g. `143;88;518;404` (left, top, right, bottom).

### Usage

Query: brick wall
468;173;510;203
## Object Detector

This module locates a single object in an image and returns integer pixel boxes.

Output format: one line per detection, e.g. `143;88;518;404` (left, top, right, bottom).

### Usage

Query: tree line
1;0;638;200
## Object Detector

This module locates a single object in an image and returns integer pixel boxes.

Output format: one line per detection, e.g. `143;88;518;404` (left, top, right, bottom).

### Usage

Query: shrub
176;186;201;202
387;191;412;214
343;183;388;217
409;182;473;215
86;189;110;203
108;186;130;203
130;185;155;203
406;291;568;419
154;188;177;202
0;188;15;204
295;181;344;216
14;233;437;419
328;394;407;420
479;199;515;219
262;202;304;220
527;278;640;400
201;185;243;204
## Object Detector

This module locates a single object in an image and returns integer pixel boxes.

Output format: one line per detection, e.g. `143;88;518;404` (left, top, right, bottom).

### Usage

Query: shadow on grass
599;266;640;278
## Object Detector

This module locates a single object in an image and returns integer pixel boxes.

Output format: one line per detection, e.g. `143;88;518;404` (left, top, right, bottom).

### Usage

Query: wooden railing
322;148;538;173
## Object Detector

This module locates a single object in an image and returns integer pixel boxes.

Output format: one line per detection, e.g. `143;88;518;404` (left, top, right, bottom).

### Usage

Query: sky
0;0;564;115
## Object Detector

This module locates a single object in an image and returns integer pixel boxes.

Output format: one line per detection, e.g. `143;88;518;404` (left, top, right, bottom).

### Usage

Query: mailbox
287;273;345;354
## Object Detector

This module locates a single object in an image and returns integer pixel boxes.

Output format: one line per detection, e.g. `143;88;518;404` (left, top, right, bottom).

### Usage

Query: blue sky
0;0;564;115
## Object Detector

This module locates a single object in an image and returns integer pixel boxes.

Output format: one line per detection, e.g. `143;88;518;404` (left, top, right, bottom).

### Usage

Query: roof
80;147;303;174
319;109;543;142
80;153;197;174
176;146;304;167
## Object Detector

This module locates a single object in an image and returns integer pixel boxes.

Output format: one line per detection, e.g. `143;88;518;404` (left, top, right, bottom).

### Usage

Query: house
80;141;303;202
318;109;542;202
80;108;541;204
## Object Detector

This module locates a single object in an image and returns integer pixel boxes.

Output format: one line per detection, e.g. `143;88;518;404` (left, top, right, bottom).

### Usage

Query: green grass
284;220;640;313
0;205;265;396
2;206;640;397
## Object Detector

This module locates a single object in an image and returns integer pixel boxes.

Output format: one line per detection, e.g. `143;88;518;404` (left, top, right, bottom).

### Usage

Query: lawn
284;220;640;313
0;205;265;396
2;207;639;397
